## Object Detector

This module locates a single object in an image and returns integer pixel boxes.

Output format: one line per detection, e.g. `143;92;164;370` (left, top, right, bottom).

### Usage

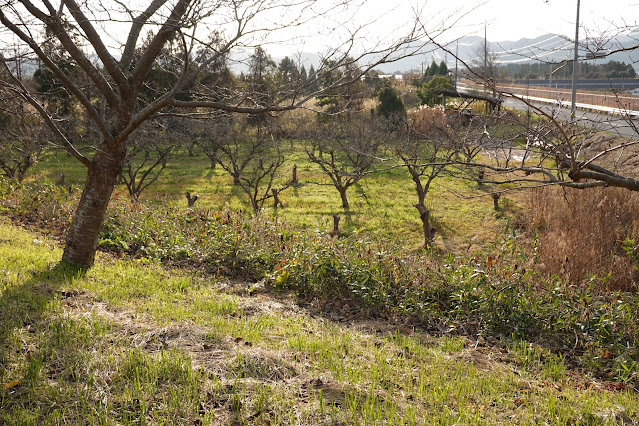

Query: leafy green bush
417;76;452;107
269;233;415;307
376;85;406;121
271;229;638;384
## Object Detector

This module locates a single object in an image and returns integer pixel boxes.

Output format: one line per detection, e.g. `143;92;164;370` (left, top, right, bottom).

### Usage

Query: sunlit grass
34;144;506;251
1;222;638;424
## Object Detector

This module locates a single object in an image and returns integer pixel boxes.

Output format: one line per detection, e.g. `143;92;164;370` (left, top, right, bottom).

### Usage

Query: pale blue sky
361;0;637;41
262;0;637;56
0;0;635;60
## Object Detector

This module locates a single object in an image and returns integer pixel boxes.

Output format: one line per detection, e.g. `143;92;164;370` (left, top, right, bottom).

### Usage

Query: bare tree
193;112;232;170
120;117;179;201
0;50;49;181
315;57;365;118
238;151;289;213
390;107;476;248
419;24;639;196
214;117;289;213
305;114;385;209
0;88;47;182
460;86;639;194
0;0;429;267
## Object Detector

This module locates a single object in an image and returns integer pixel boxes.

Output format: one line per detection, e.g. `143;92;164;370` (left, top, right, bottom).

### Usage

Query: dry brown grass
407;105;449;135
519;186;639;291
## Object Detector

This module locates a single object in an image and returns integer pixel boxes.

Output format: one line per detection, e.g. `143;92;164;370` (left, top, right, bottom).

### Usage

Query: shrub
417;75;452;107
268;233;427;309
100;202;284;279
0;176;77;235
407;105;449;136
376;85;406;121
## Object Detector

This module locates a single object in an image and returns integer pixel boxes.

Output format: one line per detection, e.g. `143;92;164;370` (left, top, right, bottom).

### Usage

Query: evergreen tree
277;56;300;84
417;75;452;107
437;61;448;76
427;60;438;76
376;84;406;122
247;46;276;125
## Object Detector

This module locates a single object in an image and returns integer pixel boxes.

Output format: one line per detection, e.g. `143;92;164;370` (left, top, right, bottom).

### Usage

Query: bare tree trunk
250;197;259;213
206;144;219;170
186;192;198;207
338;187;349;209
329;213;340;238
62;148;123;267
491;192;501;210
272;189;282;209
414;203;435;248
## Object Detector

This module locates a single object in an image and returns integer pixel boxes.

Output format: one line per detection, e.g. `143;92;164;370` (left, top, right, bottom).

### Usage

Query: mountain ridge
264;33;639;75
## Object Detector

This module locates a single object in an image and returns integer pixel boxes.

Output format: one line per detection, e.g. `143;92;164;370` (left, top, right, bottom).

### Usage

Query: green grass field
34;145;511;252
2;220;638;424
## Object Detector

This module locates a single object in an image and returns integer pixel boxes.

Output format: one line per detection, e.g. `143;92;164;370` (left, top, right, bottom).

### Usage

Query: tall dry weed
408;106;449;136
520;186;639;291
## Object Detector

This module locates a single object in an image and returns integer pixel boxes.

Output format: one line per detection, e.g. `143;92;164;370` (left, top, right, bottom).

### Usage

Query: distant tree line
500;60;636;80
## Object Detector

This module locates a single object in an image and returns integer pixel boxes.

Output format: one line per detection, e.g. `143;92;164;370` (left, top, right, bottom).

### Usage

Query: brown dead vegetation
518;186;639;291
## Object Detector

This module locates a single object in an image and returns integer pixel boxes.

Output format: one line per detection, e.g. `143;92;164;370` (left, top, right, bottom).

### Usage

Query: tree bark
186;192;198;207
338;187;350;209
62;147;124;267
414;203;435;249
272;189;282;209
329;213;341;238
491;192;501;210
250;198;259;213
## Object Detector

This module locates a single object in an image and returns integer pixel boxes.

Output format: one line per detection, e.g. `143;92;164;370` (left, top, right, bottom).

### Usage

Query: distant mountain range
265;32;639;75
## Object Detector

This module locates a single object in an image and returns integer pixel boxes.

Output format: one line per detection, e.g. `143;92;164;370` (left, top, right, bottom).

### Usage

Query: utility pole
484;23;488;92
484;23;489;103
455;40;459;90
570;0;581;119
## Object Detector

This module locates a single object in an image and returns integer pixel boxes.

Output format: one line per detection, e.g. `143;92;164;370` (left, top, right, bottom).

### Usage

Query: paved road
501;96;638;138
512;79;639;91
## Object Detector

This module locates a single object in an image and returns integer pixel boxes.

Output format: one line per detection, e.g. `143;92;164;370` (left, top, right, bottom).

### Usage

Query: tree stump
272;189;284;209
491;192;501;210
329;213;340;238
186;192;198;208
